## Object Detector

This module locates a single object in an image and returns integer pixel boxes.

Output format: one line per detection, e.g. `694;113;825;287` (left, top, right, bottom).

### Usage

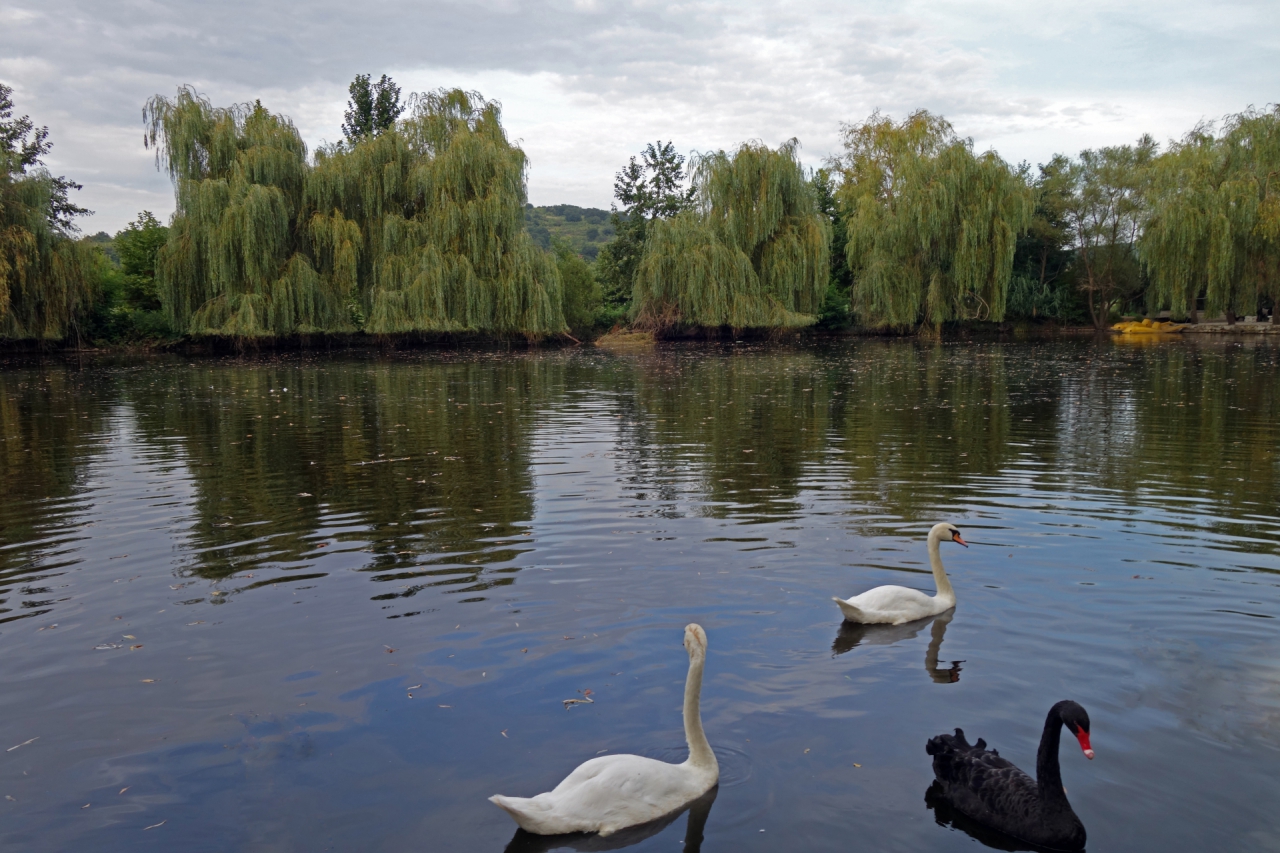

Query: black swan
926;700;1094;851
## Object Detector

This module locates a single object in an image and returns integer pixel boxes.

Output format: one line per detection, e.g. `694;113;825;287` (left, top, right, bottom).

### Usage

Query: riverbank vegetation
0;83;98;342
144;86;563;339
1;75;1277;347
631;140;828;333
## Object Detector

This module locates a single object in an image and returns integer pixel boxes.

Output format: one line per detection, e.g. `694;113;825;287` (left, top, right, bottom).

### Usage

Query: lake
2;337;1279;852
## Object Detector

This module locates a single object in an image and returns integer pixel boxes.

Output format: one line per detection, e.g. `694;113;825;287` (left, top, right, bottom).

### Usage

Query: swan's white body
833;522;966;625
490;624;719;837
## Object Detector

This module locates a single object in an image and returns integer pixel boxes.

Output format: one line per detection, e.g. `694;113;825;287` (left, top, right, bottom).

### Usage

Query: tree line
2;76;1277;345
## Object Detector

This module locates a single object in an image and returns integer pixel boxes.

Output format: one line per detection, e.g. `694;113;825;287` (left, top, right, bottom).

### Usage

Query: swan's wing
841;585;937;623
498;754;707;835
928;732;1042;827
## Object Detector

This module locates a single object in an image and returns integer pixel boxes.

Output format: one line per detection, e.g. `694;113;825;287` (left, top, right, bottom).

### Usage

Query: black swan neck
1035;707;1068;803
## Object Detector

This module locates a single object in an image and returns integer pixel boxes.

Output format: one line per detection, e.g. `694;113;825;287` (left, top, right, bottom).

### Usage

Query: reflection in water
1;340;1279;852
831;610;963;683
925;781;1066;853
503;785;718;853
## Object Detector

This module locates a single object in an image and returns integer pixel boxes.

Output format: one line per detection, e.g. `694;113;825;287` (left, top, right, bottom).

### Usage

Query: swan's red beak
1075;730;1094;760
952;534;968;548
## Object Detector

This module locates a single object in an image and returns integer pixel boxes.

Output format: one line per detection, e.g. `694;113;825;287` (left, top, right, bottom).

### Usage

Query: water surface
2;339;1279;852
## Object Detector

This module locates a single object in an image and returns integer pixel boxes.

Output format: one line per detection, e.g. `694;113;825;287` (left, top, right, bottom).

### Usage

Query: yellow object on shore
1111;319;1186;334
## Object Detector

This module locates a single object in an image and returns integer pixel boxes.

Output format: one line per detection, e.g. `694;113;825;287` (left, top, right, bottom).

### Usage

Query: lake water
2;338;1279;852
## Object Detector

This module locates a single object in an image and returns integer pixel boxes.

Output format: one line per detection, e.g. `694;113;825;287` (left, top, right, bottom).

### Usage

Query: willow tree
1142;108;1280;323
146;87;564;338
0;83;97;341
632;140;829;332
836;111;1032;328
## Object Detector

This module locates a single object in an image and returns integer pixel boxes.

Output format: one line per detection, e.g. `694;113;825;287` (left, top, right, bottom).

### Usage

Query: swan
926;700;1094;851
490;624;719;837
833;522;967;624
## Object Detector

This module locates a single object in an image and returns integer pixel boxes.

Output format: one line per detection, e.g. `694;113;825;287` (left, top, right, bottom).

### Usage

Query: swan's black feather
926;711;1088;852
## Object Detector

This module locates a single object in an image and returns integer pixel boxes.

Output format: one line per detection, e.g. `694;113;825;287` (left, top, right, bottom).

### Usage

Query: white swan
490;624;719;837
833;522;967;624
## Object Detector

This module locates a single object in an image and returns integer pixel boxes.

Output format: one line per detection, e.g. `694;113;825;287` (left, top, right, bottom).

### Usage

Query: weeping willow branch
836;111;1032;328
146;87;565;338
1141;107;1280;320
632;140;829;332
0;170;98;341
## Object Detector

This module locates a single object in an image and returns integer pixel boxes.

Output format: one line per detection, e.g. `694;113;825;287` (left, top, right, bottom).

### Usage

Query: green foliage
1006;157;1081;322
113;210;168;310
145;86;565;339
810;167;852;329
836;110;1032;328
552;238;601;334
1058;137;1156;327
342;74;404;144
524;204;612;259
632;139;829;332
0;82;97;341
596;141;696;316
81;211;176;344
1142;108;1280;322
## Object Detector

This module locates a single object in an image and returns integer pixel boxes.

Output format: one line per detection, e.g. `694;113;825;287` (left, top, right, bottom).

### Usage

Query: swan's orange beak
1075;729;1094;759
952;533;968;547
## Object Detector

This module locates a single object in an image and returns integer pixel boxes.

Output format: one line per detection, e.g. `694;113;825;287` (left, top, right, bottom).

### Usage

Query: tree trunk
1226;309;1236;325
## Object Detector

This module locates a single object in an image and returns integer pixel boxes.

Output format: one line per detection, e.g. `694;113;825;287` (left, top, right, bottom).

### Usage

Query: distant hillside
524;204;614;260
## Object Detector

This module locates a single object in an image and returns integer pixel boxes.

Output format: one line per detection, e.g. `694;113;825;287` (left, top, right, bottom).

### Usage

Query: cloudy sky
3;0;1278;234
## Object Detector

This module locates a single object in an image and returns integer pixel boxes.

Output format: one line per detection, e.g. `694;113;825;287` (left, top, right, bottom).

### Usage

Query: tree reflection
125;356;561;601
0;368;115;624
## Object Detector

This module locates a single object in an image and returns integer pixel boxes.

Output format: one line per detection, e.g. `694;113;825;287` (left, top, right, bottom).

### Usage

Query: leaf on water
853;763;861;768
521;648;528;653
119;787;129;795
297;493;313;497
804;748;810;754
81;803;90;809
95;644;121;650
123;635;136;640
140;679;156;684
408;684;422;690
384;646;397;653
109;554;128;559
6;737;38;752
501;730;508;738
143;820;166;831
187;621;205;626
438;704;451;708
131;645;144;651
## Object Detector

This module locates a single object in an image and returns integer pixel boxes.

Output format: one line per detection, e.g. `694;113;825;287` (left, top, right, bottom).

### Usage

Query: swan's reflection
502;785;718;853
831;609;963;683
925;781;1078;853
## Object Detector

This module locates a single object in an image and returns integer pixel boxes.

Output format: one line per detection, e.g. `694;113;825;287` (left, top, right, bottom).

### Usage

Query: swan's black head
1053;700;1093;760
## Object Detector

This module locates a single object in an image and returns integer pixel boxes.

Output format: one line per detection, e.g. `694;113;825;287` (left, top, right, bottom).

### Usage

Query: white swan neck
927;527;956;603
683;650;717;773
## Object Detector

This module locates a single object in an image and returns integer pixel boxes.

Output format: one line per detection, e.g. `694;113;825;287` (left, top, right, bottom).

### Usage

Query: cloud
3;0;1277;232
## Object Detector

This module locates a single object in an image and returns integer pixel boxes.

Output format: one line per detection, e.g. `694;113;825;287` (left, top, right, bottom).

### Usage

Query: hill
524;204;614;260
